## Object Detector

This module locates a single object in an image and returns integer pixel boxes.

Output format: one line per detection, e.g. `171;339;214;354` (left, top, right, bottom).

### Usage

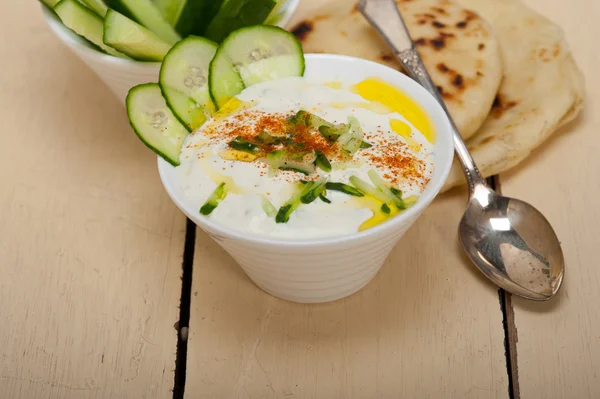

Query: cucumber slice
265;0;284;25
40;0;61;7
159;36;218;124
154;0;186;26
54;0;127;58
126;83;189;166
161;87;207;132
208;25;304;108
104;0;181;44
205;0;277;43
175;0;225;37
80;0;107;16
103;10;172;61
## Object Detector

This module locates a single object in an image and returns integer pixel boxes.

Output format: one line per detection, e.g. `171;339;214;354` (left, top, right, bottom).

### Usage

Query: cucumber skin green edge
208;25;306;110
126;83;184;167
159;36;218;131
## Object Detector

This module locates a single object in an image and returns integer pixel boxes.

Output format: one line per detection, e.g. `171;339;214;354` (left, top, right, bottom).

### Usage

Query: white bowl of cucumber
120;25;454;303
40;0;299;104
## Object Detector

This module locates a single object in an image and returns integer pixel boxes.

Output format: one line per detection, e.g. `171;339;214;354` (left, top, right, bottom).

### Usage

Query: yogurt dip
176;76;435;239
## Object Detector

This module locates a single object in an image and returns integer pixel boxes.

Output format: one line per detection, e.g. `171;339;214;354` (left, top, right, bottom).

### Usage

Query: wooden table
1;0;598;398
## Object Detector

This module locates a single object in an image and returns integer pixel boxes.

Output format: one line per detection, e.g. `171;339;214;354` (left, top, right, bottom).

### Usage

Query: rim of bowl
40;0;300;68
158;53;455;248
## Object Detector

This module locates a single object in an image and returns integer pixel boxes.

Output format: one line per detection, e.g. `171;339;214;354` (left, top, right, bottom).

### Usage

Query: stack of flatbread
290;0;584;191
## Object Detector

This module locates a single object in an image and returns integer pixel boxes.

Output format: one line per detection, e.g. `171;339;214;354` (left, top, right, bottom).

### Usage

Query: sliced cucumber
205;0;276;43
175;0;225;37
104;0;181;44
161;87;207;132
153;0;187;26
265;0;284;25
126;83;189;166
159;36;218;125
80;0;108;16
103;10;171;61
200;182;228;215
209;25;304;108
41;0;61;7
54;0;127;58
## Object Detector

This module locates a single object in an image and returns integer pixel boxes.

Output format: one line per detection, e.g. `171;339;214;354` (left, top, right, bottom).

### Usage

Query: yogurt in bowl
159;54;454;303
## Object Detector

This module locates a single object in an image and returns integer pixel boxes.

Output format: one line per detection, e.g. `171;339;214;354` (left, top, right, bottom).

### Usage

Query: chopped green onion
314;150;332;172
381;203;391;214
325;182;364;197
200;182;228;215
228;136;259;153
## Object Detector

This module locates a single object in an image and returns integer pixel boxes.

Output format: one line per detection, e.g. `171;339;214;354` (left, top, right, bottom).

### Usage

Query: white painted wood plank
0;3;184;398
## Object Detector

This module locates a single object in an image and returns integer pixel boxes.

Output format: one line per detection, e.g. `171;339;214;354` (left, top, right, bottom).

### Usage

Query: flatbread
442;0;584;191
290;0;503;140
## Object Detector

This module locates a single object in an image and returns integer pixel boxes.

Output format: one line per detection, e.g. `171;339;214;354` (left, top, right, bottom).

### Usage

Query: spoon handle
358;0;488;194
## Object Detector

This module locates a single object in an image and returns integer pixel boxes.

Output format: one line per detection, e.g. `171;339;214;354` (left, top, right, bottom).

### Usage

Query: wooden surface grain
501;0;600;398
186;189;509;399
0;3;184;398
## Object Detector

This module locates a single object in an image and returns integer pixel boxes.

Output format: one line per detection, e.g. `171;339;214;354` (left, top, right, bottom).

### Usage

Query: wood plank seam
173;219;197;399
491;175;521;399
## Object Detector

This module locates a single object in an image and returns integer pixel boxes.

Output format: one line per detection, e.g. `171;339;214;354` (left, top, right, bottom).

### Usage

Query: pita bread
290;0;503;140
442;0;584;191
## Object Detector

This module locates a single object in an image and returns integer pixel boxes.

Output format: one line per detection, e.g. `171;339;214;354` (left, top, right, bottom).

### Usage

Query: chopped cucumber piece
360;141;373;149
289;110;333;130
161;87;206;132
54;0;127;58
200;182;228;215
265;0;284;25
80;0;107;16
160;36;218;123
175;0;225;37
319;194;331;204
314;150;332;172
325;182;364;197
264;150;316;175
229;136;259;153
209;25;304;108
105;0;181;44
300;178;327;204
153;0;186;26
349;176;396;204
126;83;189;166
381;203;391;214
260;195;277;217
367;170;406;209
205;0;277;43
318;123;349;142
41;0;61;7
103;10;171;61
338;116;364;155
276;179;325;223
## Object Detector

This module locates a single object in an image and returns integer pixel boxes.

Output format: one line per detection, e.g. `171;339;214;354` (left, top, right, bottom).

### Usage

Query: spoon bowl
459;184;564;300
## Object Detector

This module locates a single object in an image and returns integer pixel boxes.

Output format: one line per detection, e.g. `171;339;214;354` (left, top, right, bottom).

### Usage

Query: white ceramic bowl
40;0;300;104
159;54;455;303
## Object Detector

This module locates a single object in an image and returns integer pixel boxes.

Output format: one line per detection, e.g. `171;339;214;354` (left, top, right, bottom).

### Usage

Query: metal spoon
359;0;564;300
